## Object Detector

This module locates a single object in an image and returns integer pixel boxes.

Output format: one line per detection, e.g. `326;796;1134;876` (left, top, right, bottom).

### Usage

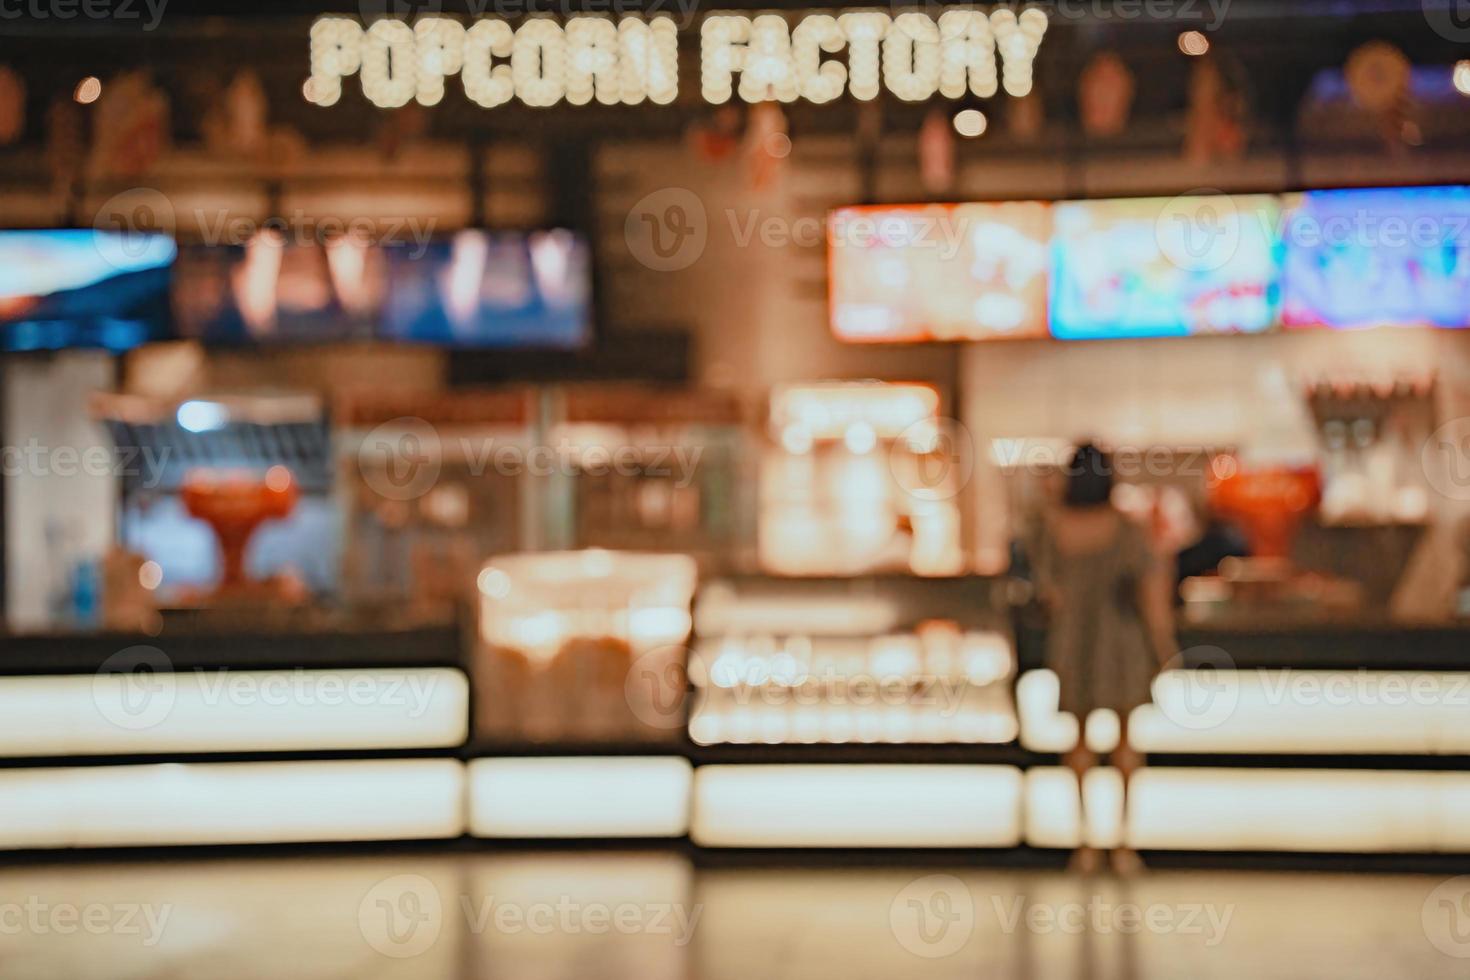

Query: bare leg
1065;740;1101;874
1110;716;1146;875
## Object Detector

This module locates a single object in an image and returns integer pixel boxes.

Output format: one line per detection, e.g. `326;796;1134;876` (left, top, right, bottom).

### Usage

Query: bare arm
1138;560;1179;669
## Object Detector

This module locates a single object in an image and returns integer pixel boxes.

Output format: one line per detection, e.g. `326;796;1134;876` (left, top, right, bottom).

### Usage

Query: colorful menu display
828;202;1051;342
1049;195;1284;340
829;188;1470;342
1281;186;1470;330
0;230;176;351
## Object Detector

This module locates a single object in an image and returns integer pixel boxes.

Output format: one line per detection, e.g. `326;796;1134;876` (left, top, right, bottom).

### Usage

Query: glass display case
688;574;1017;747
474;549;698;745
551;384;750;571
337;388;535;622
688;624;1016;745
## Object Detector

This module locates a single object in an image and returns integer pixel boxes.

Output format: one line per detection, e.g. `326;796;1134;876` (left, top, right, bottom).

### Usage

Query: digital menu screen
173;235;385;345
828;202;1051;342
1049;195;1284;340
381;230;592;349
0;230;176;352
1281;185;1470;330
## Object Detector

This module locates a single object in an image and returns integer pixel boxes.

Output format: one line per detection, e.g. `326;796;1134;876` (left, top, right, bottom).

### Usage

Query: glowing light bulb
74;77;101;104
1178;30;1209;57
953;107;987;137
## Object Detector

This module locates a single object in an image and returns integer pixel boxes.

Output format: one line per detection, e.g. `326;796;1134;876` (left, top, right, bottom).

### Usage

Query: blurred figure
1034;444;1178;874
1175;497;1251;592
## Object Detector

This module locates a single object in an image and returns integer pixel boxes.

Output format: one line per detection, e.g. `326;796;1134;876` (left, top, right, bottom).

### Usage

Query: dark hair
1063;442;1114;508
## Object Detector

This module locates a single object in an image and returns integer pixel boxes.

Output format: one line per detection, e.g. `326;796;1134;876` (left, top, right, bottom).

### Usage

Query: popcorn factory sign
307;6;1046;109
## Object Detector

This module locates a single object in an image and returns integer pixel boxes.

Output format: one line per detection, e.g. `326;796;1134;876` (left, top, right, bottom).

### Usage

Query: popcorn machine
758;381;965;576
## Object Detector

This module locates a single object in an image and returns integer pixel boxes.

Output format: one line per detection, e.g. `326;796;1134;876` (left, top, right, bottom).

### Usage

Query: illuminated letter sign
308;7;1045;109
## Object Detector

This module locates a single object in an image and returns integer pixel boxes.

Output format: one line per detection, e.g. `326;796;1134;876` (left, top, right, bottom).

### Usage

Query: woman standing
1035;444;1178;874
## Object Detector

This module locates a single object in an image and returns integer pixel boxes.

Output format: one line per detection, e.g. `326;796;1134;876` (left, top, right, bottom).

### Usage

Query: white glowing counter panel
1023;767;1470;853
1018;669;1470;756
0;759;465;849
1127;769;1470;852
468;757;692;838
0;668;469;757
1131;671;1470;755
691;764;1023;848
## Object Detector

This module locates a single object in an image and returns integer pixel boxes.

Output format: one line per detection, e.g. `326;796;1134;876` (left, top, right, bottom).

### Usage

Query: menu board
0;230;176;351
1281;186;1470;330
828;202;1051;342
381;230;592;349
1049;195;1284;340
173;236;384;345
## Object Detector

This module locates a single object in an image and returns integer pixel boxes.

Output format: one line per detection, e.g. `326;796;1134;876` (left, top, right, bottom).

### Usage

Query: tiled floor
0;851;1466;979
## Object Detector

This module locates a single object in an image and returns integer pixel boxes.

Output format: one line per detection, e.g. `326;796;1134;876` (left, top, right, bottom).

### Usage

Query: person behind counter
1034;443;1179;875
1175;498;1250;594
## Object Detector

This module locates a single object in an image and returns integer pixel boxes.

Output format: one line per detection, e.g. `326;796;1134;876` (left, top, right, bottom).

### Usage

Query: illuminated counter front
1127;768;1470;853
691;764;1023;848
0;668;470;758
1018;668;1470;757
1021;767;1470;853
467;757;692;838
0;759;465;850
1131;670;1470;756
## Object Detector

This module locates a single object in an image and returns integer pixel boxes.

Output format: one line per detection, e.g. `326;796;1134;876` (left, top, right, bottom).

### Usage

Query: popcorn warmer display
475;550;698;744
687;623;1017;746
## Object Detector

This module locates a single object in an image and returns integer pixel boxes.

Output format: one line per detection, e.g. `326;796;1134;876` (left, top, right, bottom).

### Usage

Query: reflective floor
0;851;1466;979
